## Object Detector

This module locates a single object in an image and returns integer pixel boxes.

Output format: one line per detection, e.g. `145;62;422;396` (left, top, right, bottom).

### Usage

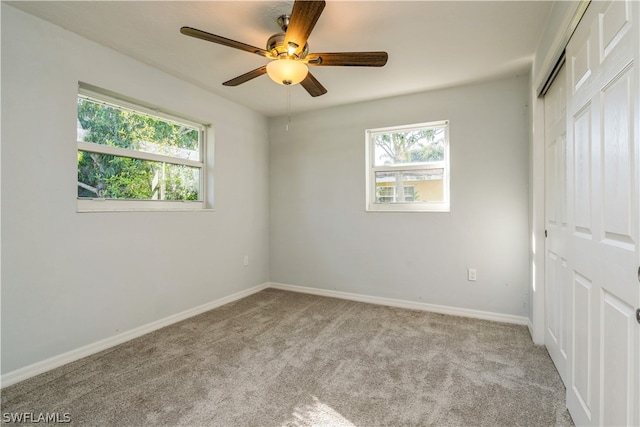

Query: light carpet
1;289;573;426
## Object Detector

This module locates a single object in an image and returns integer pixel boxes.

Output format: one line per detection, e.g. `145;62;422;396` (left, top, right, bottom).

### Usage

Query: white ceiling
7;1;553;117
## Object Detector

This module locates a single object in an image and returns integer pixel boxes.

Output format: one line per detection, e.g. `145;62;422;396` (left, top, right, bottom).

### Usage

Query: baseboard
2;281;529;388
268;282;529;326
527;318;535;339
0;283;269;388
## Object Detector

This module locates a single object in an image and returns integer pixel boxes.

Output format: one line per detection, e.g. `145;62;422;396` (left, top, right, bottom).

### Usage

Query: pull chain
286;85;291;131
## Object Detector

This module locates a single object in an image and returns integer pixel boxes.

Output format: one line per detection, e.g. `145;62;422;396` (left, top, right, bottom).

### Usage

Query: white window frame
77;84;210;212
366;120;450;212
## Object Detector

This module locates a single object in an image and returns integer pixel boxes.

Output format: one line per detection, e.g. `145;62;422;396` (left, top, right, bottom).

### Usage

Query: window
76;84;208;211
366;121;449;212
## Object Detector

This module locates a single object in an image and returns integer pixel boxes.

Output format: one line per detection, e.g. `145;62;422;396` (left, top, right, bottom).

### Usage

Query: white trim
367;202;450;213
268;282;529;326
530;92;546;345
0;283;269;388
76;199;206;212
372;162;446;173
534;0;590;96
366;120;449;136
77;141;204;169
78;83;209;129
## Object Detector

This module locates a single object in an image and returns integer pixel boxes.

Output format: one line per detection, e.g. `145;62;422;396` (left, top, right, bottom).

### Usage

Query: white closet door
545;64;570;384
565;1;640;425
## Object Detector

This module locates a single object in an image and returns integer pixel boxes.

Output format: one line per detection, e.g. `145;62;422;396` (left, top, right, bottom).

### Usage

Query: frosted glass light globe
266;59;309;85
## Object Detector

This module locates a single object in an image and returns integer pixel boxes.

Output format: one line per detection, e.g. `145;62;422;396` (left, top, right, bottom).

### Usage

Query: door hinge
636;308;640;324
545;229;548;238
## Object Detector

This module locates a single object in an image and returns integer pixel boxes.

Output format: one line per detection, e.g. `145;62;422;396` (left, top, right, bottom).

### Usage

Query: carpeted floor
1;289;573;426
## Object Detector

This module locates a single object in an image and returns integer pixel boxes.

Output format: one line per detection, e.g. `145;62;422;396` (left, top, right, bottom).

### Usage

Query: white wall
1;5;269;374
269;75;531;317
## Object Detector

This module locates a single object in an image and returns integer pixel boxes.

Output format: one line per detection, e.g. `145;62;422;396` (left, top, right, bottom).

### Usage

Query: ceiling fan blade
180;26;270;58
307;52;389;67
300;72;327;97
284;0;325;57
222;65;268;86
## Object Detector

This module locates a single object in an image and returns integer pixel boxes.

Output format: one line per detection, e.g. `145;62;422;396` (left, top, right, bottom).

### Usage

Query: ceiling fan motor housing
267;15;309;59
267;33;309;59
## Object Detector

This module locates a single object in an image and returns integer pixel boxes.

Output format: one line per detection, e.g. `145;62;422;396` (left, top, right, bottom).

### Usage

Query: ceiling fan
180;0;388;97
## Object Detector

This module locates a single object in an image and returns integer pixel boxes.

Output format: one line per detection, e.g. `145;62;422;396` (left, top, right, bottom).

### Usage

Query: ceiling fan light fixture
266;58;308;85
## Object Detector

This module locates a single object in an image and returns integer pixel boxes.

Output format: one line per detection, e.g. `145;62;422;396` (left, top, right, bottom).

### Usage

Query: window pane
374;169;444;203
78;151;200;201
77;97;200;161
373;126;445;166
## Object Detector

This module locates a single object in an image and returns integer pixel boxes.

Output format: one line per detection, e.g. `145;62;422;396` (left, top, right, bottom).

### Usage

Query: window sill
77;208;215;213
366;203;450;213
77;199;212;212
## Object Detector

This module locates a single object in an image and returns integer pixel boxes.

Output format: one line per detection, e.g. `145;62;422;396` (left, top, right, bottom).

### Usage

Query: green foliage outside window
374;128;444;166
77;97;201;201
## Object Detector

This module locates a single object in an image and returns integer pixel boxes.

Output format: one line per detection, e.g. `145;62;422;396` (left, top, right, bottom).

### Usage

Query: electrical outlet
468;268;477;282
243;256;249;266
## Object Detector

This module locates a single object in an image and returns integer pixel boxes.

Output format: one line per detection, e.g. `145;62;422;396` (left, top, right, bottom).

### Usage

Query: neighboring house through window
376;185;416;202
366;120;450;212
76;84;208;211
